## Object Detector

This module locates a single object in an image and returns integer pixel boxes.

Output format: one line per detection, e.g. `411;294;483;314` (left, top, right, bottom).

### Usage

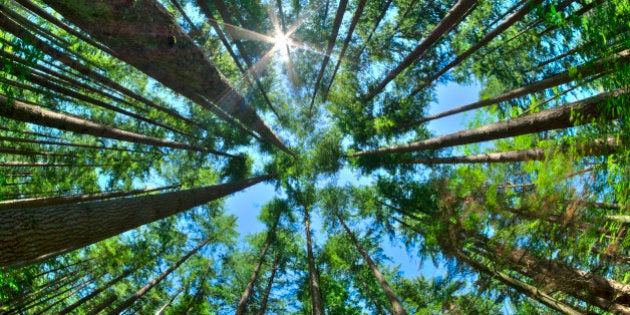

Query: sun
273;31;291;61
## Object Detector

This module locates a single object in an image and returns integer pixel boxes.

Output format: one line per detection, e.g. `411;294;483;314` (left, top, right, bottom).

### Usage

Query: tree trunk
235;215;280;315
0;174;272;267
0;135;144;153
40;0;293;156
308;0;348;115
0;184;181;210
323;0;367;98
156;285;185;315
57;267;138;315
337;213;407;315
85;295;117;315
108;238;211;314
405;137;621;164
257;252;280;315
363;0;477;102
403;49;630;128
454;250;583;315
351;89;625;157
409;0;544;97
0;95;231;156
303;206;324;315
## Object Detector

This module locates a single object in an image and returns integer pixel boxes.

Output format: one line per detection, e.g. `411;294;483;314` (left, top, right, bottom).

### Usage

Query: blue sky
224;81;482;279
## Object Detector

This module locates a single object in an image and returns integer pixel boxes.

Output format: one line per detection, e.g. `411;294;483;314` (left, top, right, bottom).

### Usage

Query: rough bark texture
39;0;292;156
352;90;625;157
338;214;408;315
364;0;477;102
0;174;271;267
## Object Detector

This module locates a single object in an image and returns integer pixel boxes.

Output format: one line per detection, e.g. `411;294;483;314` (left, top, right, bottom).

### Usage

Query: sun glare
274;32;291;61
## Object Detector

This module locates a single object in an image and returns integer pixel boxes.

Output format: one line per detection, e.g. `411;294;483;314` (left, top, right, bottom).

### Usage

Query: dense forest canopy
0;0;629;313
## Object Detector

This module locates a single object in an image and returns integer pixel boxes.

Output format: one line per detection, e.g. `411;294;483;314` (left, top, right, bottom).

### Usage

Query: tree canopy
0;0;629;313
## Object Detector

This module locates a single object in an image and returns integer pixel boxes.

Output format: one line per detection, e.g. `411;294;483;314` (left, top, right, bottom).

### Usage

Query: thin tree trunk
107;238;212;314
0;147;76;158
353;0;393;61
455;250;583;315
323;0;367;99
0;183;180;210
360;280;387;315
307;0;348;115
402;49;630;128
337;214;407;315
58;267;138;315
405;137;621;164
40;0;293;156
85;295;117;315
0;135;145;153
0;95;232;157
257;252;280;315
363;0;477;102
156;285;185;315
235;215;280;315
184;261;213;314
303;206;324;315
408;0;544;97
0;174;272;267
351;89;625;157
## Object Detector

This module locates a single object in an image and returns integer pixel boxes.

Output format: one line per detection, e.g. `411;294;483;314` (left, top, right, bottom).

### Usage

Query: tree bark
40;0;293;156
235;215;280;315
108;238;211;314
257;252;280;315
0;184;180;210
0;174;272;267
363;0;477;102
402;49;630;128
308;0;348;115
351;89;625;157
303;206;324;315
337;213;407;315
406;137;621;164
0;95;231;156
409;0;544;97
156;285;185;315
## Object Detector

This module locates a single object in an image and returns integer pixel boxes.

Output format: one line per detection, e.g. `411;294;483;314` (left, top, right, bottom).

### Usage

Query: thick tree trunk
40;0;293;156
235;215;280;315
0;184;181;210
303;206;324;315
0;95;231;156
351;90;625;157
363;0;477;102
108;238;211;314
257;252;280;315
337;214;407;315
308;0;348;115
406;137;621;164
0;174;272;267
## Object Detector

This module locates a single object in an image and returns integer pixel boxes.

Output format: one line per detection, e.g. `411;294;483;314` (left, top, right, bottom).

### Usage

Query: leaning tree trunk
405;137;621;164
0;95;231;157
39;0;293;156
351;89;625;157
303;206;324;315
0;184;181;210
0;174;272;267
108;238;211;314
337;214;408;315
454;250;583;315
308;0;348;115
363;0;477;102
235;215;280;315
257;252;281;315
